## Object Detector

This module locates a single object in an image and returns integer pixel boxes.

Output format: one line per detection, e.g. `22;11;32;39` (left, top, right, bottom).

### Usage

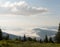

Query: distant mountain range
2;28;57;40
33;28;57;39
2;32;20;39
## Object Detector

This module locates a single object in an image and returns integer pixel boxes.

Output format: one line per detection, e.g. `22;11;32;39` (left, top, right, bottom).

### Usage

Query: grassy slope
0;40;60;47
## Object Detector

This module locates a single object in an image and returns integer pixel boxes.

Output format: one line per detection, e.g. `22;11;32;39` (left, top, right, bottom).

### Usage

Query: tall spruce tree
0;29;2;40
23;34;27;41
5;34;9;40
40;39;43;43
55;23;60;43
33;37;37;42
19;36;21;41
28;37;33;41
49;37;54;43
44;35;48;43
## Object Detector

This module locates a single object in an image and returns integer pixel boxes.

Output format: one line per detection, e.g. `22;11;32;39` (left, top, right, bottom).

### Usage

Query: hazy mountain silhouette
33;28;57;39
2;32;21;39
2;28;57;40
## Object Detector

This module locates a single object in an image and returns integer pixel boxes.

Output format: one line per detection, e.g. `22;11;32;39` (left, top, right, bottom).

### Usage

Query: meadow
0;40;60;47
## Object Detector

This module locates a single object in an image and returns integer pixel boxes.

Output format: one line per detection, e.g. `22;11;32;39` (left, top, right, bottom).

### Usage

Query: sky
0;0;60;37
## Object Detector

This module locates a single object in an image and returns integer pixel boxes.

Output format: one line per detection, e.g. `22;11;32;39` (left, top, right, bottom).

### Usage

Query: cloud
3;29;40;38
0;1;48;15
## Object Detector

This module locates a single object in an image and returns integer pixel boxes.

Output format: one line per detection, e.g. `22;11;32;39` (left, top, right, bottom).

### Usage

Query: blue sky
0;0;60;30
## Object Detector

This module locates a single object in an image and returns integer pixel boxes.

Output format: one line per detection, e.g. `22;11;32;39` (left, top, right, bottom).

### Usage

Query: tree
33;37;37;42
44;35;48;43
0;29;2;40
15;38;19;40
49;37;54;43
18;36;21;41
23;34;27;41
55;23;60;43
40;39;43;43
27;37;33;41
5;34;9;40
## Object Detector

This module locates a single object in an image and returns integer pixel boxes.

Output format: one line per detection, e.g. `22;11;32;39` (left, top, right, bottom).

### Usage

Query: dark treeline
0;23;60;43
55;23;60;43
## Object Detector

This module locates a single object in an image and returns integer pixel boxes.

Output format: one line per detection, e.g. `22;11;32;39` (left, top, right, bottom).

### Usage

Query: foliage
44;35;49;43
18;37;21;41
32;37;37;42
5;34;9;40
55;23;60;43
23;34;27;41
49;37;54;43
0;29;2;40
40;39;43;43
27;37;33;41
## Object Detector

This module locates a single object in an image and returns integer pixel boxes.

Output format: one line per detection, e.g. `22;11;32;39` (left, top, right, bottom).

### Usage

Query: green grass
0;40;60;47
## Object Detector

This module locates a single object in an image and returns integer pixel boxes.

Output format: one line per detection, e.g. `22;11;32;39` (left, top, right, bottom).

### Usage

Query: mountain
33;28;57;39
2;32;21;39
2;27;57;40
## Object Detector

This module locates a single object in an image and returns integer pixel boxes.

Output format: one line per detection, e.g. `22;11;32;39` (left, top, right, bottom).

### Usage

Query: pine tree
23;34;27;41
5;34;9;40
33;37;37;42
49;37;54;43
44;35;48;43
18;36;21;41
0;29;2;40
40;39;43;43
15;38;19;40
28;37;33;41
55;23;60;43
